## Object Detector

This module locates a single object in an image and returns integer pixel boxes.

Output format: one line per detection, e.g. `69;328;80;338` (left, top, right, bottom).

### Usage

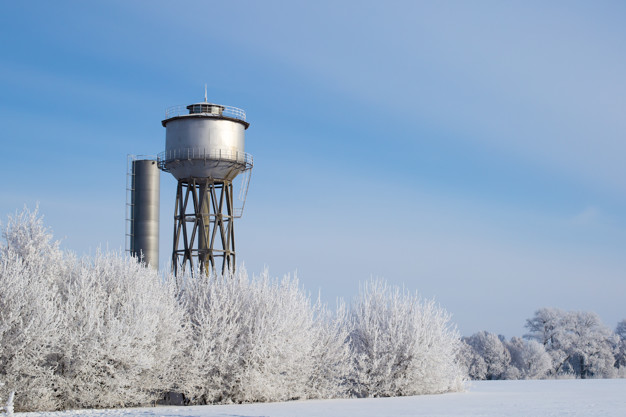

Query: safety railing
157;148;253;171
164;104;247;121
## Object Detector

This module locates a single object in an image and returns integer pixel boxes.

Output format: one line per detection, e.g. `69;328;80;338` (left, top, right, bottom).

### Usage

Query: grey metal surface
161;111;250;181
130;159;160;268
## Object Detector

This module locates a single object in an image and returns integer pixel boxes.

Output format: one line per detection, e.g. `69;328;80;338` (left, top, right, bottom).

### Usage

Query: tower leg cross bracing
172;178;236;275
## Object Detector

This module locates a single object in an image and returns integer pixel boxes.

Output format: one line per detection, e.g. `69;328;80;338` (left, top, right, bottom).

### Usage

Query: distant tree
458;340;487;380
568;311;617;378
616;320;626;340
463;331;510;380
505;337;551;379
525;308;617;378
613;320;626;371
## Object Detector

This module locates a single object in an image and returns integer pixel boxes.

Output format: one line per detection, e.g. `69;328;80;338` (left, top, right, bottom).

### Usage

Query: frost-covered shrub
0;207;64;411
0;208;185;411
51;252;185;409
1;207;467;410
177;269;349;404
306;300;351;399
347;280;465;397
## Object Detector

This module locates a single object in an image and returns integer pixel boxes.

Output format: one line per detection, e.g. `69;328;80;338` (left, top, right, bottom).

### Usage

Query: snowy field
20;379;626;417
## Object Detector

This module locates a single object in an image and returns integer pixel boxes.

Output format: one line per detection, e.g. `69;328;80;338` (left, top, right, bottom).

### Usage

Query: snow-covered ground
20;379;626;417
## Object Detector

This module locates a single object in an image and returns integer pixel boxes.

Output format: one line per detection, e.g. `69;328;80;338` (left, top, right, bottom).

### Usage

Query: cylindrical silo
130;159;160;268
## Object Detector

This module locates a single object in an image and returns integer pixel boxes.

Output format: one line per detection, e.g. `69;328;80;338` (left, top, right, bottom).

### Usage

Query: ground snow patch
20;379;626;417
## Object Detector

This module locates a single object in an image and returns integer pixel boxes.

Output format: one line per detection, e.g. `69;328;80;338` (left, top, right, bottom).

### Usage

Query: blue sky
1;1;625;337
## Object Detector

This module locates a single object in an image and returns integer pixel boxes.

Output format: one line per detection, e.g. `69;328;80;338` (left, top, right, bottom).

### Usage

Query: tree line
0;208;465;412
461;310;626;380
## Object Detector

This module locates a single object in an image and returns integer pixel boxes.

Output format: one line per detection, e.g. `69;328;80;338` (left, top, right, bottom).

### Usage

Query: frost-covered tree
616;320;626;340
458;340;487;380
505;337;551;379
461;334;550;380
462;332;510;380
525;308;617;378
567;311;617;378
232;271;317;402
615;320;626;368
348;280;465;397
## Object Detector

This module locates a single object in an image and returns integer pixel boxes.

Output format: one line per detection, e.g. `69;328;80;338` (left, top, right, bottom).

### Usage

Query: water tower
158;96;252;275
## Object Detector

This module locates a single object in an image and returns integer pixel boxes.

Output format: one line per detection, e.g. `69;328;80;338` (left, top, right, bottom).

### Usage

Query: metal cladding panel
164;159;246;181
165;117;245;152
130;159;160;268
163;116;246;180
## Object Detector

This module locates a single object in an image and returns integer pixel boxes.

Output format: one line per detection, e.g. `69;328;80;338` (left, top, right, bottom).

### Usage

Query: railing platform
157;148;253;172
164;104;246;121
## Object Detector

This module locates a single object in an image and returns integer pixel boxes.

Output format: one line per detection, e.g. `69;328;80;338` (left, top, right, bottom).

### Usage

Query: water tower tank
158;99;253;275
159;102;251;181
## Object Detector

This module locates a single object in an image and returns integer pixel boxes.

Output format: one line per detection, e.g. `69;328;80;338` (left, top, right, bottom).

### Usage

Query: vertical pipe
198;180;211;272
130;159;160;268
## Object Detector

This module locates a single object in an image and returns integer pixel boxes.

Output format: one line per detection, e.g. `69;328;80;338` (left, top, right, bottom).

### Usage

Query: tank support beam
172;178;235;275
